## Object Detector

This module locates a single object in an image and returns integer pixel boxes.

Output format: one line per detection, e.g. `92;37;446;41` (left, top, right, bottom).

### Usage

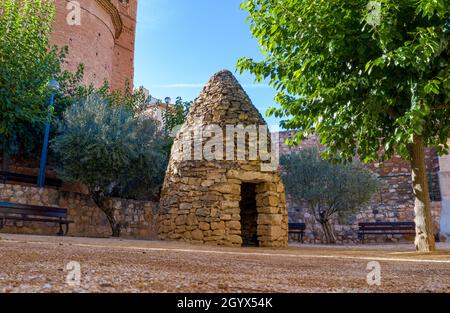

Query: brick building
50;0;138;90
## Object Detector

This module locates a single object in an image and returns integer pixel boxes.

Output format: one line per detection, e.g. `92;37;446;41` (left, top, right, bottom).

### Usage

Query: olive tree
238;0;449;252
51;96;169;237
281;148;381;244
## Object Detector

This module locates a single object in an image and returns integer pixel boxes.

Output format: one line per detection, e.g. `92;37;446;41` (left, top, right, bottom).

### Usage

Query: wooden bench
0;171;62;188
0;201;73;236
358;222;415;243
288;223;306;243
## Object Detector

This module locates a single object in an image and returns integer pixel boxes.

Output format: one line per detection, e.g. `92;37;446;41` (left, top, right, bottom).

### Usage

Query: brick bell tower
111;0;138;90
50;0;138;90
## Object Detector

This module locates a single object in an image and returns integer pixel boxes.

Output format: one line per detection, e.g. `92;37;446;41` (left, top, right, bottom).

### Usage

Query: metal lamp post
164;97;171;134
37;80;60;187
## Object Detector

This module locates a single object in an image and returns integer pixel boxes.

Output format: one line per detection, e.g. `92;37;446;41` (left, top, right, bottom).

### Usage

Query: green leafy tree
0;0;87;171
238;0;449;252
281;148;381;244
100;81;149;113
51;96;169;237
164;96;192;132
0;0;59;155
58;78;150;115
55;64;87;115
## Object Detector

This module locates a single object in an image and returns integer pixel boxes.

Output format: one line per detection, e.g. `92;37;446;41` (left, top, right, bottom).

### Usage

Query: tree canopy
238;0;449;162
164;96;192;133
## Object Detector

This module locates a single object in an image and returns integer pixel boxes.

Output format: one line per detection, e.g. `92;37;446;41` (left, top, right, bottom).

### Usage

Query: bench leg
64;223;70;236
288;232;296;242
0;218;4;229
300;231;304;244
57;223;64;236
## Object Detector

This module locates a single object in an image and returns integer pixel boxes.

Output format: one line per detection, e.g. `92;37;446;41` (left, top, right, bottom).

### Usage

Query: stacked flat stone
0;183;156;239
158;70;288;247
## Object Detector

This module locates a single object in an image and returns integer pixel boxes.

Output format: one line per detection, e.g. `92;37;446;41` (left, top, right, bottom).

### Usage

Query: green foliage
55;64;87;116
280;148;381;221
0;0;61;154
164;96;192;132
99;82;149;113
0;0;88;157
238;0;449;162
51;96;169;201
56;77;151;117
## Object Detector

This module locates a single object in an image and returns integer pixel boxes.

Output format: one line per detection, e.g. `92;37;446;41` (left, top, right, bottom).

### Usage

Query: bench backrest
289;223;306;230
0;171;62;188
0;201;68;219
359;222;415;230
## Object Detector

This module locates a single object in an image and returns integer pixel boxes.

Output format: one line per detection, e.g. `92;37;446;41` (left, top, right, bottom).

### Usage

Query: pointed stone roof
184;70;267;127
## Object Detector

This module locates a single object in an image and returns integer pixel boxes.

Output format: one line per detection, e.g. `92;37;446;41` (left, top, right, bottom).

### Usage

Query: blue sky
134;0;281;128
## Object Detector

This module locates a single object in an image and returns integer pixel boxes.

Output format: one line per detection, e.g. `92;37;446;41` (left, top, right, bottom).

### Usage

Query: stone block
257;214;282;225
256;182;277;193
220;214;232;221
226;221;241;230
180;203;192;210
199;222;211;231
201;180;215;187
197;208;210;217
212;229;225;236
210;184;240;194
211;221;225;230
263;196;279;207
228;235;243;245
175;215;187;226
191;229;204;241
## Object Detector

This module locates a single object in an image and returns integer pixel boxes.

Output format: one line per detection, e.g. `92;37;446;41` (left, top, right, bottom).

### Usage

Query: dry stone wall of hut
158;70;288;247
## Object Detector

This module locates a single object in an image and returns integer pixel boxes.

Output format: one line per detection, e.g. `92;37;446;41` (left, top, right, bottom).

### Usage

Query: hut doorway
240;183;259;246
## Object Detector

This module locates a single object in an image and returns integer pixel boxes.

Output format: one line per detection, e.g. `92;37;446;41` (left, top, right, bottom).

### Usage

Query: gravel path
0;234;449;293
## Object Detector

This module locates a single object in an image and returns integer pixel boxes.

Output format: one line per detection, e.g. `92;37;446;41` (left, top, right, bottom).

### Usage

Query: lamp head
48;80;60;92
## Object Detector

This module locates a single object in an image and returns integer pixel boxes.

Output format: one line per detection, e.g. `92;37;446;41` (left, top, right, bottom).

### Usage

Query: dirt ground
0;234;449;293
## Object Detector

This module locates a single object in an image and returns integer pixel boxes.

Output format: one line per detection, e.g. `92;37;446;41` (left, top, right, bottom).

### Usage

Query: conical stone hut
158;70;288;247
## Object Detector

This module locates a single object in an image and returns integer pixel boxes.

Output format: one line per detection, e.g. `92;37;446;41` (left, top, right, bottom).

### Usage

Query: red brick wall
49;0;137;89
110;0;137;90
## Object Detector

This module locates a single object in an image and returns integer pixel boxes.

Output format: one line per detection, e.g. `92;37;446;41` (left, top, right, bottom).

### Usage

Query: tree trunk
92;192;121;238
319;218;337;244
2;147;9;172
409;135;436;252
105;212;121;238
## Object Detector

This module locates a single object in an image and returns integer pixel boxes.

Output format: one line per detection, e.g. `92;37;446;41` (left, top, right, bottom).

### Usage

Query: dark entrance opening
240;183;258;246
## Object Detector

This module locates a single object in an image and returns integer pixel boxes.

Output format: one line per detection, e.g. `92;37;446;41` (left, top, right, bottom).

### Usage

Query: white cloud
154;83;271;89
154;83;204;88
243;84;271;89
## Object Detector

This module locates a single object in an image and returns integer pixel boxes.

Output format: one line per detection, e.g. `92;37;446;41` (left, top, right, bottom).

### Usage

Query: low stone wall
0;183;158;239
